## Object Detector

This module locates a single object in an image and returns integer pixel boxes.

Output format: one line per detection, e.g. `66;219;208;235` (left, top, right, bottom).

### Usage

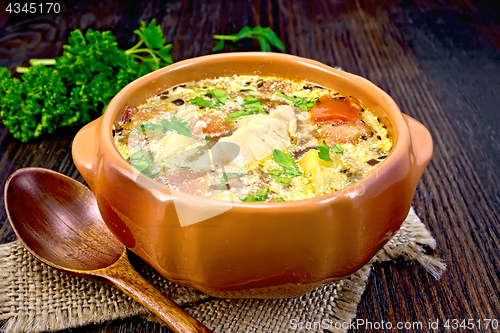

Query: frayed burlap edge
0;207;445;333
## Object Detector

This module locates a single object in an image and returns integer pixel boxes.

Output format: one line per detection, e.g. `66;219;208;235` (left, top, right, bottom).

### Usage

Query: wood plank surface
1;0;499;332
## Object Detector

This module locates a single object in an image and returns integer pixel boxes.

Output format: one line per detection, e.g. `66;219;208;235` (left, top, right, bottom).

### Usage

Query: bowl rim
101;52;410;208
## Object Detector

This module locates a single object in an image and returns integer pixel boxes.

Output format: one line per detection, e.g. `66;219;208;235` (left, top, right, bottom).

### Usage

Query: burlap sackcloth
0;207;445;333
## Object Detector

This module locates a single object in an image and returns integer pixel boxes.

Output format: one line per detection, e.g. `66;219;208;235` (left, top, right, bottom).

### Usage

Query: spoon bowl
4;167;212;333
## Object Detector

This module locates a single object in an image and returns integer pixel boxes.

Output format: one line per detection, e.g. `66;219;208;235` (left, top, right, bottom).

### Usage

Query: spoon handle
99;251;213;333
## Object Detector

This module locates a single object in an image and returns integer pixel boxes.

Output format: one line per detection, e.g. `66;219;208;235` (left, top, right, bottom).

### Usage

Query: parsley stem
16;58;57;73
29;59;56;66
16;67;29;73
126;40;143;52
212;35;237;41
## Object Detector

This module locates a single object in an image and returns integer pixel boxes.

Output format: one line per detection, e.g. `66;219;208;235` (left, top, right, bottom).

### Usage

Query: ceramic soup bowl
72;52;432;298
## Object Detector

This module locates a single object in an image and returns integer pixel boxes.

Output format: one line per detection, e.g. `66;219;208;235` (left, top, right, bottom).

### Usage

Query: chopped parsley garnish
318;140;343;162
239;187;269;202
273;149;302;176
136;115;192;137
318;140;333;162
276;91;317;111
212;26;284;53
204;136;211;146
190;89;227;108
189;96;214;108
276;197;285;202
267;169;291;183
128;151;158;179
331;142;343;154
269;169;283;176
228;96;266;118
218;172;245;190
257;163;264;168
276;177;291;184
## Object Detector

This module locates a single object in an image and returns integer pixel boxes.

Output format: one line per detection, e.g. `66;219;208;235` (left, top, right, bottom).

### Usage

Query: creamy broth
113;75;392;202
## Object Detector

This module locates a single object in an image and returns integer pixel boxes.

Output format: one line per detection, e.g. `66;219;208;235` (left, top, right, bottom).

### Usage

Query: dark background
1;0;499;332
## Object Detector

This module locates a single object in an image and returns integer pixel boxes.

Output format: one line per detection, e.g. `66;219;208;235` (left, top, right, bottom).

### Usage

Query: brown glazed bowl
72;53;432;299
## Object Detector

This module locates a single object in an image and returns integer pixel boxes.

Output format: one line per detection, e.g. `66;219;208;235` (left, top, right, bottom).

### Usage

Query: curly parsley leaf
273;149;302;176
276;91;317;111
213;26;284;52
239;187;269;202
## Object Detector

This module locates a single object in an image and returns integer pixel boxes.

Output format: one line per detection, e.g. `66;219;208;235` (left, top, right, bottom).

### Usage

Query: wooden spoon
4;167;213;333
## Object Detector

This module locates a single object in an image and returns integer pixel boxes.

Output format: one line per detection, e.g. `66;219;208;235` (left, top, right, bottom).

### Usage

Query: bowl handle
403;114;433;185
72;117;102;191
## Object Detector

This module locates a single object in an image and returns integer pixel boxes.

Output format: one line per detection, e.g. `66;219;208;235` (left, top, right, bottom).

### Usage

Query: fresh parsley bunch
0;19;172;142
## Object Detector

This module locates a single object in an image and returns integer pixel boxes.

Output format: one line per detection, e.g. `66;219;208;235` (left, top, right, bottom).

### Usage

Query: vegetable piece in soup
113;75;393;202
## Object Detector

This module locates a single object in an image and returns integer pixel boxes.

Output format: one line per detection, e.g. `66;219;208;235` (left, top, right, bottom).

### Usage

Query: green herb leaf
129;150;156;177
273;149;302;176
229;96;265;118
269;169;283;176
235;26;252;40
135;19;166;49
276;196;285;202
190;89;227;109
218;172;229;190
276;176;291;184
205;136;211;146
171;115;192;137
209;89;227;105
228;109;254;118
136;123;165;134
239;187;269;202
136;116;192;137
331;143;343;154
190;96;214;108
218;172;245;190
161;118;173;131
276;91;317;111
318;140;333;162
213;26;284;52
260;27;285;51
213;39;225;52
257;163;264;167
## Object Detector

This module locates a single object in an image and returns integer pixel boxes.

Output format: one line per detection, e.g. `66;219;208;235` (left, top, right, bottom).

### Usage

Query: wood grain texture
1;0;499;332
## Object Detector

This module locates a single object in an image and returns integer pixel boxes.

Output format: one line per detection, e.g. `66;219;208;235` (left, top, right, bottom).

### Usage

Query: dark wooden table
1;0;499;332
